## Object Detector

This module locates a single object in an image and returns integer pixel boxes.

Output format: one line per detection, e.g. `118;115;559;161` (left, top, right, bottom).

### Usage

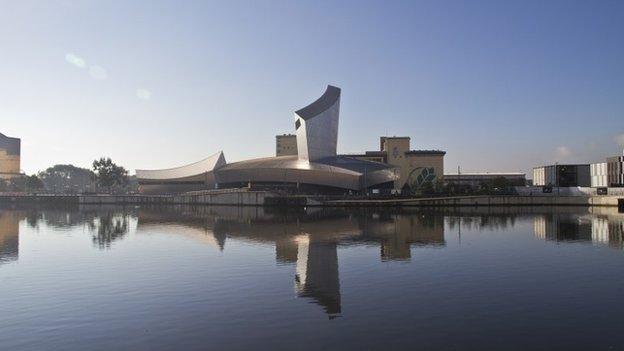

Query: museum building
137;86;404;194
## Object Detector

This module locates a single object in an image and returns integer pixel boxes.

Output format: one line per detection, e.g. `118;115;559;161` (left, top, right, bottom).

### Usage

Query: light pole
555;162;560;197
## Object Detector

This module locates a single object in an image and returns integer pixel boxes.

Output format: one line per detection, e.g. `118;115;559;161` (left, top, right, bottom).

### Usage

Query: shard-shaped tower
294;85;341;161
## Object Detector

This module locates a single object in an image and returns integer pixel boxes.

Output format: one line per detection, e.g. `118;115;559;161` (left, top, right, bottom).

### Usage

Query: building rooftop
445;172;525;176
0;132;21;156
533;164;590;169
341;149;446;157
405;150;446;155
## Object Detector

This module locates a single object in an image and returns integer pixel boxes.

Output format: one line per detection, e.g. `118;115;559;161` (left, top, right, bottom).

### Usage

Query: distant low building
0;132;21;180
443;172;526;188
533;164;590;187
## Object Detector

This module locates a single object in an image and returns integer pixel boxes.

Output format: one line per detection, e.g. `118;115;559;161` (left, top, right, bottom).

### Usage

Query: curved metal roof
136;151;226;180
218;155;356;174
294;85;341;121
216;155;397;190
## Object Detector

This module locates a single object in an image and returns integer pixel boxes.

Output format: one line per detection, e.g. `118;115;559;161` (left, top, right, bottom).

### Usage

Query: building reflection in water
135;206;445;318
360;213;445;261
533;208;624;249
0;211;21;264
533;214;593;242
294;236;341;317
12;205;624;317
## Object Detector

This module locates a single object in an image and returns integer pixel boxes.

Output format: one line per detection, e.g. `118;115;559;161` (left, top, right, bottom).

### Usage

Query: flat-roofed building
533;164;591;187
275;134;297;157
342;136;445;191
444;172;526;188
0;132;21;180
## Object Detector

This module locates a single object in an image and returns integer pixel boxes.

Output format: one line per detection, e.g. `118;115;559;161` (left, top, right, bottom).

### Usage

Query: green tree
490;176;511;190
38;164;95;194
478;181;491;194
25;175;44;192
92;158;129;193
8;176;26;192
435;179;445;193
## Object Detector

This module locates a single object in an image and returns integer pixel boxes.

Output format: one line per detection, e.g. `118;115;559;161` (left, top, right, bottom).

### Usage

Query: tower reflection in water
135;206;445;318
0;211;21;264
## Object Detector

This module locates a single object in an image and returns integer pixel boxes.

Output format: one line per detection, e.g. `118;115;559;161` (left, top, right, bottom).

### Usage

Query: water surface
1;205;624;350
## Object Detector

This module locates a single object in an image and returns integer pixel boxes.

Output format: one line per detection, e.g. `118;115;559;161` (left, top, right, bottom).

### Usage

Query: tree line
0;157;137;194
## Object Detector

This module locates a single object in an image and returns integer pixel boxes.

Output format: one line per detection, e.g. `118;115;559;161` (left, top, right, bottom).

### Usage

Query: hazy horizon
2;0;623;176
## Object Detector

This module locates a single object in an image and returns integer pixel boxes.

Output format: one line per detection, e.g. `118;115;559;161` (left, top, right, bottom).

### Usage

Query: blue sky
1;0;623;175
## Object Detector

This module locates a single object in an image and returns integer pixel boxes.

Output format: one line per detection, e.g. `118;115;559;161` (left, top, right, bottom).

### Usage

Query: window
295;119;301;130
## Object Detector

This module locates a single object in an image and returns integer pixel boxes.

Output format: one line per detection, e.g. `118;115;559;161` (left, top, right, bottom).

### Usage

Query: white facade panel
590;162;607;187
533;167;545;186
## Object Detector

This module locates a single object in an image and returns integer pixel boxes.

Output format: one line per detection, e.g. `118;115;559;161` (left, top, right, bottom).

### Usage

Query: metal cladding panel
140;183;208;195
136;151;226;181
363;168;400;188
0;133;20;156
295;86;340;161
215;155;397;191
217;168;360;190
576;165;591;187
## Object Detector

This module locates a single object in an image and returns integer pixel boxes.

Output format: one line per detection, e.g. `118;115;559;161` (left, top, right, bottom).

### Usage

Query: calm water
1;205;624;350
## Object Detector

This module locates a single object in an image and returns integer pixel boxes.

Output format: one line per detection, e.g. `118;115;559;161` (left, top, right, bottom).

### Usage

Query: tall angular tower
294;85;341;161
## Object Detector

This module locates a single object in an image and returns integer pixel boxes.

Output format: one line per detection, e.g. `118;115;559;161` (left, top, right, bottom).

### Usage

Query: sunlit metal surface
216;155;397;190
295;85;340;161
136;151;226;181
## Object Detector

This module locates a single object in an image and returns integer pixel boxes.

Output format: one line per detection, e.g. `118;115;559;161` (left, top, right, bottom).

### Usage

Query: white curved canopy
136;151;226;180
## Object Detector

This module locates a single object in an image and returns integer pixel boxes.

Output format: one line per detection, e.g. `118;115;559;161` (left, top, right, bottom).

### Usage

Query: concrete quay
1;191;622;209
325;195;624;207
78;189;275;206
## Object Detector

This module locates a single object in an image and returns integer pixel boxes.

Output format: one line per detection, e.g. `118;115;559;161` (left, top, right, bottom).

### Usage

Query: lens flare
65;53;86;68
